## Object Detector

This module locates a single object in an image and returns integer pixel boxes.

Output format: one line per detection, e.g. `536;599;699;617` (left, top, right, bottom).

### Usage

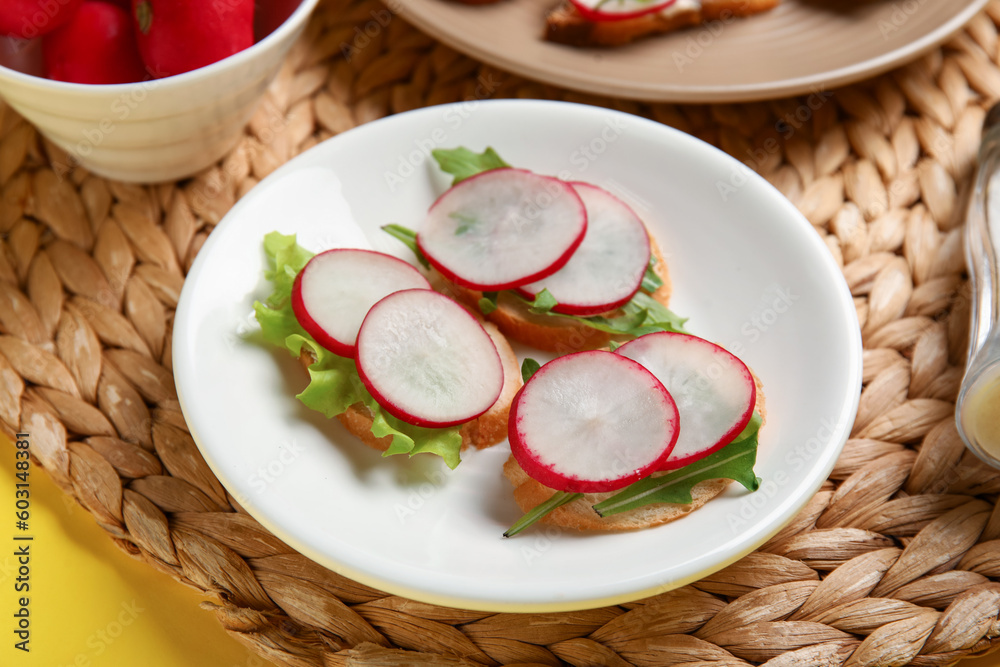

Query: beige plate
396;0;989;102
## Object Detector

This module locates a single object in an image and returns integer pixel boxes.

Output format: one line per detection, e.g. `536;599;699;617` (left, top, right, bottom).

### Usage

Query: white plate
395;0;989;103
173;100;862;612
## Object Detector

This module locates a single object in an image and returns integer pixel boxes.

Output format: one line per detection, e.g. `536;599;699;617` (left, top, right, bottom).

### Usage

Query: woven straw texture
3;0;1000;664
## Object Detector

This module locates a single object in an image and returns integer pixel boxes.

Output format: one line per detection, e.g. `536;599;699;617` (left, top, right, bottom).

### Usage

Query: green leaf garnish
618;292;689;335
520;358;541;383
262;230;314;305
478;292;499;315
522;291;689;339
641;256;664;293
504;414;763;536
374;410;463;470
253;232;463;469
432;146;510;185
381;224;430;269
528;288;558;314
503;491;582;538
592;413;763;517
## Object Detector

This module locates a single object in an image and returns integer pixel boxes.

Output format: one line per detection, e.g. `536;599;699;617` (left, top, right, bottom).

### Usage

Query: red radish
509;350;679;493
131;0;254;78
0;0;84;39
616;332;756;470
42;2;147;84
291;249;431;358
569;0;680;22
516;182;650;315
355;289;504;428
417;168;587;291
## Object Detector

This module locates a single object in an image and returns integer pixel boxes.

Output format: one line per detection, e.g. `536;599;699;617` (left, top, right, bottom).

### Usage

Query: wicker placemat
3;0;1000;664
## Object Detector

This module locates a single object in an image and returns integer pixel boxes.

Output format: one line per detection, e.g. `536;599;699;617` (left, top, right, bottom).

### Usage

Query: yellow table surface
0;433;997;667
0;435;262;667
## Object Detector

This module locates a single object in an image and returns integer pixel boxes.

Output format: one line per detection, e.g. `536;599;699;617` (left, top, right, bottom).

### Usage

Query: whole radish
0;0;85;39
43;1;146;84
131;0;254;78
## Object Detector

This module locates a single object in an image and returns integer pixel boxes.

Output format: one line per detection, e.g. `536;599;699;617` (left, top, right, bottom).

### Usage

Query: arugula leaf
528;289;559;314
432;146;510;185
529;292;689;338
593;413;763;517
522;284;687;337
618;292;689;334
253;232;463;469
520;358;541;383
503;491;582;538
381;224;430;269
571;307;651;335
503;414;763;536
478;292;499;315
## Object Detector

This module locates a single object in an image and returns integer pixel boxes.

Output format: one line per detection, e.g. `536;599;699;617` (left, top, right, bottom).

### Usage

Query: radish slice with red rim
515;182;650;316
616;332;756;470
356;289;504;428
291;249;430;358
417;168;587;291
509;350;679;493
569;0;680;22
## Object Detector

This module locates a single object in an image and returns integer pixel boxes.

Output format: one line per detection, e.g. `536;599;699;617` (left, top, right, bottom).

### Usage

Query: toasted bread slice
298;319;521;452
545;0;780;48
437;233;672;355
504;369;765;531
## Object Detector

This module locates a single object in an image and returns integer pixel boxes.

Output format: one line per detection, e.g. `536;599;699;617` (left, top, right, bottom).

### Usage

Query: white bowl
0;0;318;183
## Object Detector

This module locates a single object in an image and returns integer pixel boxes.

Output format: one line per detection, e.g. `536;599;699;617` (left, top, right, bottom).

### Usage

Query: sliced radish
570;0;680;22
291;249;430;358
417;168;587;291
515;182;650;316
616;332;756;470
509;350;679;493
356;289;504;428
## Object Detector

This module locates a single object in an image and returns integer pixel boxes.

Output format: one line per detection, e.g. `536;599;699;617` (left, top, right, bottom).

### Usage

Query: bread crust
545;0;780;47
298;319;521;453
439;233;672;355
504;368;766;531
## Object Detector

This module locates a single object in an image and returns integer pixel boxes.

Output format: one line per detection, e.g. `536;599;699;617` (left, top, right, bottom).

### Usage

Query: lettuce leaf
253;232;463;469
